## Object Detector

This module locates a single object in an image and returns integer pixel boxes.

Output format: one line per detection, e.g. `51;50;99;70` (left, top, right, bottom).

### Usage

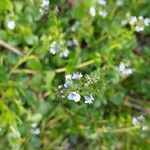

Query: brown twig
0;40;24;56
124;97;150;114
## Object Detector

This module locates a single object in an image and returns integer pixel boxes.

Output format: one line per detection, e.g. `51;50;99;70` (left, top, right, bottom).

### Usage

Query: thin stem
0;40;24;56
97;125;141;134
55;59;94;73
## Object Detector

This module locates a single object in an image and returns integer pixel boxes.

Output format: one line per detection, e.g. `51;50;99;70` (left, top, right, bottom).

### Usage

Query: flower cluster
49;41;70;58
122;15;150;32
58;73;95;104
89;0;108;18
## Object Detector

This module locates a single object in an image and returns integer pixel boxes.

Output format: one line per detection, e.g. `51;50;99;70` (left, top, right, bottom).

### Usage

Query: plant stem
0;40;24;56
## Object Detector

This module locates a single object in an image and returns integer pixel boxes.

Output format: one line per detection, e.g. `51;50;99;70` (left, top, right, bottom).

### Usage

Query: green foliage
0;0;150;149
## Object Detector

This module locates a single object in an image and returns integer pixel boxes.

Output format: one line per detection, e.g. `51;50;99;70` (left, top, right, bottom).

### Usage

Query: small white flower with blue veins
84;94;94;104
67;92;81;102
98;0;106;5
89;6;96;17
72;73;83;80
135;25;144;32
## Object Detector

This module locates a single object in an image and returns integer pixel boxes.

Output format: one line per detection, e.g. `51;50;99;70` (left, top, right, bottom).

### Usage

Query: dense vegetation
0;0;150;149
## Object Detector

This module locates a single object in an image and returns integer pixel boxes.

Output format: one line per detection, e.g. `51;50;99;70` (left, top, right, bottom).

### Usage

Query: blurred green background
0;0;150;149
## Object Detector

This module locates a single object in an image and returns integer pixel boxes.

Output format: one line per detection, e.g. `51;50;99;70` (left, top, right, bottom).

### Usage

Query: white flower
144;18;150;26
89;6;96;17
31;128;40;135
0;128;1;132
41;0;49;8
132;117;139;126
129;16;137;25
64;82;69;88
64;74;72;88
132;115;145;126
135;25;144;32
67;92;81;102
49;41;58;55
98;0;106;5
117;0;124;6
119;62;133;76
65;74;72;80
142;125;149;131
31;123;38;128
40;0;49;13
72;73;83;80
42;0;49;6
67;39;78;47
6;20;15;30
60;49;70;58
137;115;144;121
84;94;94;104
138;16;144;21
99;10;107;18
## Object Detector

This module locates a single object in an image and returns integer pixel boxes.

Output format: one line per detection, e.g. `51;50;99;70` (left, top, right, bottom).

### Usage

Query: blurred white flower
132;115;145;126
67;92;81;102
137;115;144;121
98;0;106;5
72;73;83;80
60;49;70;58
117;0;124;6
119;62;133;76
70;21;80;32
64;74;72;88
0;128;1;132
49;41;58;55
64;82;69;88
144;18;150;26
31;128;40;135
129;16;137;25
121;19;128;26
138;16;144;21
89;6;96;17
40;0;49;13
84;94;94;104
42;0;49;6
135;25;144;32
65;74;72;80
67;39;78;47
132;117;139;126
142;125;149;131
99;10;107;18
6;20;15;30
31;123;38;128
